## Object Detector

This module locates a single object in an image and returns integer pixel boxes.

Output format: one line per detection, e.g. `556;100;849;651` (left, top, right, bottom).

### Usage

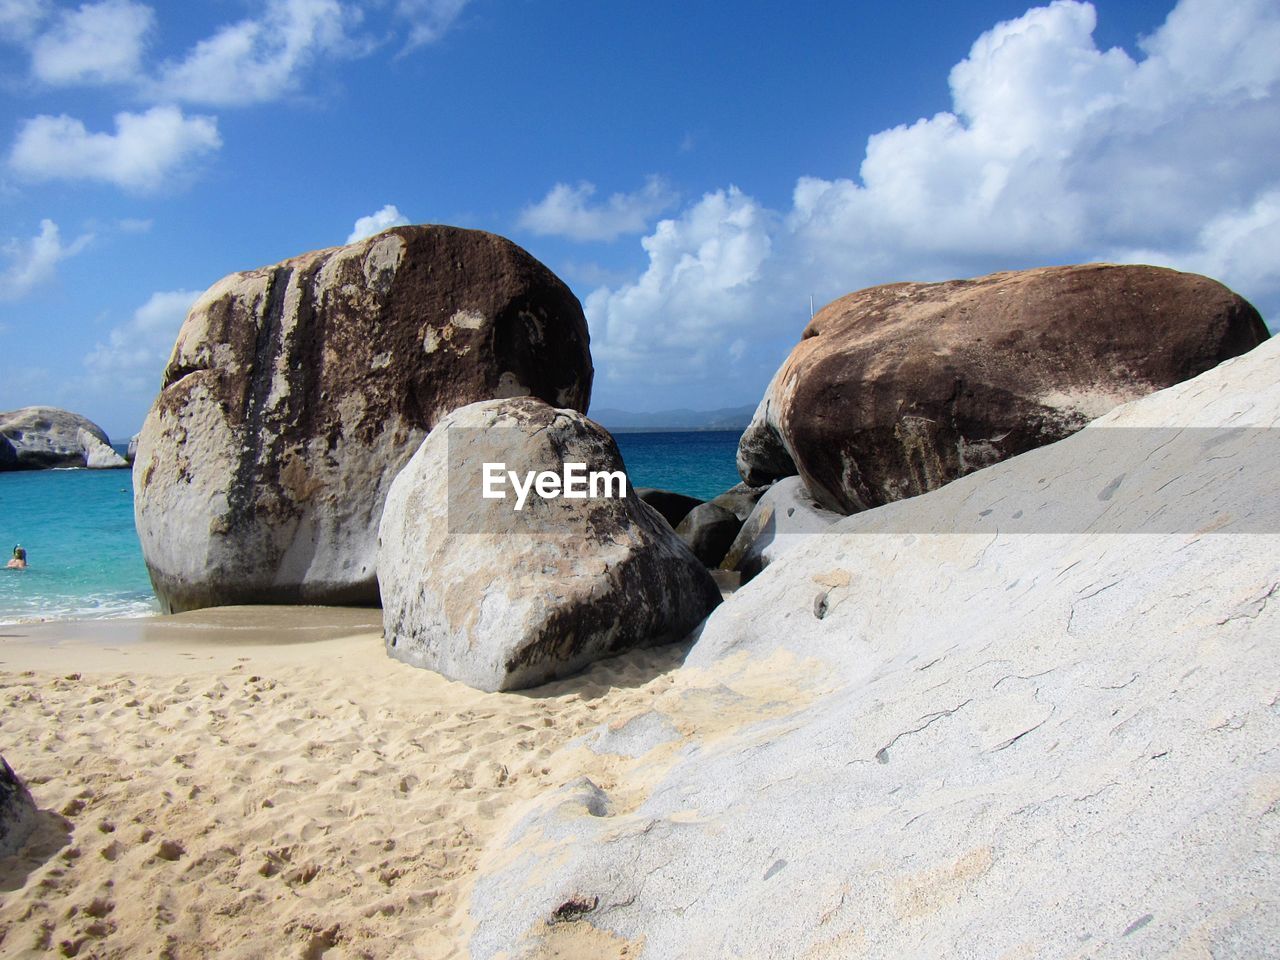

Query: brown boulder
738;264;1269;513
134;225;593;614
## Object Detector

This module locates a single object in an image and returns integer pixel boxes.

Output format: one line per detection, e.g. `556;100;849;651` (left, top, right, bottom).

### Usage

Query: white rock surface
378;398;722;692
468;338;1280;959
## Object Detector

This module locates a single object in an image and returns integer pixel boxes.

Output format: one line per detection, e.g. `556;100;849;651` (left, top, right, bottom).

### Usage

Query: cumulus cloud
584;0;1280;402
346;203;410;243
1;219;92;300
9;105;221;191
0;0;47;42
83;288;200;393
30;0;152;85
395;0;469;49
519;176;679;243
152;0;361;106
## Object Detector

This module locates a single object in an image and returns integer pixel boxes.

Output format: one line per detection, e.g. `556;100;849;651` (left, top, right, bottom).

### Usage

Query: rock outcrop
378;398;721;692
738;264;1269;513
674;502;740;568
718;475;842;582
0;754;37;858
0;407;128;470
133;225;593;614
469;337;1280;959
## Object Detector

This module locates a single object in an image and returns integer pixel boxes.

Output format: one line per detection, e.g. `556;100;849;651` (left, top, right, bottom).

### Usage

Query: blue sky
1;0;1277;439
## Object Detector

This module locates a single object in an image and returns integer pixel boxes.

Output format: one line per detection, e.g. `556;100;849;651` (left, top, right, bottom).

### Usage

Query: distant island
590;404;755;432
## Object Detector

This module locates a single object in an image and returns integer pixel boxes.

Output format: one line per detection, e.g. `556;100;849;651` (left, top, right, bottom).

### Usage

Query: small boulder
134;225;593;614
739;264;1269;513
635;488;703;529
708;481;772;521
378;398;722;692
0;754;37;858
0;407;127;471
78;428;128;469
675;502;742;568
126;433;140;464
720;476;842;582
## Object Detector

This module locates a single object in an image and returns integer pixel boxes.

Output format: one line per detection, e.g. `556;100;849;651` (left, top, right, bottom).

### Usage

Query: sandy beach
0;606;773;960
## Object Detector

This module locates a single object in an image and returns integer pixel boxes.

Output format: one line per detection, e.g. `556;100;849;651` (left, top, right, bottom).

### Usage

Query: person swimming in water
6;545;26;569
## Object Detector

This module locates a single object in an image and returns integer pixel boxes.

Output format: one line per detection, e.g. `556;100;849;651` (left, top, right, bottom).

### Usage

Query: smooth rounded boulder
134;225;593;614
0;407;128;471
738;264;1269;513
378;397;721;692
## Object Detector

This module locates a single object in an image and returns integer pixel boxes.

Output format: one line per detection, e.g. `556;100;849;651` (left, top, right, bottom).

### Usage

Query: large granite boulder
134;225;593;614
0;407;128;470
738;264;1269;512
1;754;37;858
378;397;721;692
469;337;1280;958
719;475;842;582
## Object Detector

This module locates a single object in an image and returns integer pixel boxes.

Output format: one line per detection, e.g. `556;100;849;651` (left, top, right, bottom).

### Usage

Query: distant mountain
590;405;756;432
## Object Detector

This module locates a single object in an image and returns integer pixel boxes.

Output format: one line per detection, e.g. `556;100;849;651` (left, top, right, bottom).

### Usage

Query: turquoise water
0;468;156;623
0;431;743;623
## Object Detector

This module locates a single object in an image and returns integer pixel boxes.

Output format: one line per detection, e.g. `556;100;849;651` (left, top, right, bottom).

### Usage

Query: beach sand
0;606;749;960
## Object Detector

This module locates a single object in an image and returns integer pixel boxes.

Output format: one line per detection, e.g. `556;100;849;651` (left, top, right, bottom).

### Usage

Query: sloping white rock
468;338;1280;959
378;398;721;692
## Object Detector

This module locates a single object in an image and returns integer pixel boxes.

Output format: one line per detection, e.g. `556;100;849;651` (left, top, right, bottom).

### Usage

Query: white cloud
30;0;152;86
9;105;221;191
0;0;47;42
519;176;678;242
1;219;92;300
152;0;360;106
83;288;200;393
586;0;1280;404
395;0;469;49
346;203;410;244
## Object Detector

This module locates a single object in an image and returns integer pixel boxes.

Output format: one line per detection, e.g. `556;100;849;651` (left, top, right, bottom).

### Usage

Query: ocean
0;430;743;624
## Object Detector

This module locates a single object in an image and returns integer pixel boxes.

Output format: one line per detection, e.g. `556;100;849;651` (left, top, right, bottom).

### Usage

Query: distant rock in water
134;225;593;614
738;263;1269;513
0;753;37;858
0;407;129;471
126;433;140;464
378;397;721;692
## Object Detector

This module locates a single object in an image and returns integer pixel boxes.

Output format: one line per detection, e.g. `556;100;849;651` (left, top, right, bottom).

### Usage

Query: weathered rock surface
470;337;1280;959
0;754;37;858
707;480;771;521
635;488;703;529
378;398;721;692
126;433;140;464
133;225;593;614
0;407;127;470
738;264;1269;512
674;502;740;568
719;475;842;582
